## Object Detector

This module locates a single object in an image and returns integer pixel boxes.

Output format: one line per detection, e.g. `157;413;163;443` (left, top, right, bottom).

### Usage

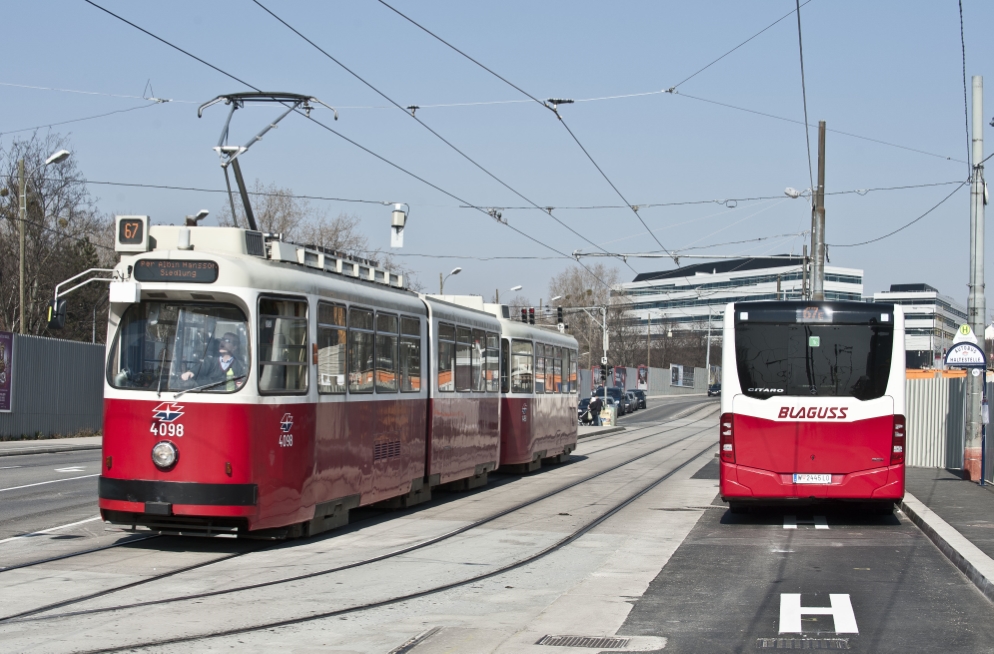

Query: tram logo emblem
280;413;294;433
152;402;185;423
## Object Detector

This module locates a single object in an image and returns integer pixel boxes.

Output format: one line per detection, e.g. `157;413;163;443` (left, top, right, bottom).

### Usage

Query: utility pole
802;245;809;300
966;75;986;482
646;312;651;370
705;304;712;384
18;159;26;335
811;120;827;301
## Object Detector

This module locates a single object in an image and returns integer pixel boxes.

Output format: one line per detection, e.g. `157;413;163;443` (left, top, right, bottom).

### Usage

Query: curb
578;426;626;440
900;492;994;603
0;444;102;458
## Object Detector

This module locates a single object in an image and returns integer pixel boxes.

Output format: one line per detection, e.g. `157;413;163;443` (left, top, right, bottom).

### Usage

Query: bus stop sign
945;341;986;368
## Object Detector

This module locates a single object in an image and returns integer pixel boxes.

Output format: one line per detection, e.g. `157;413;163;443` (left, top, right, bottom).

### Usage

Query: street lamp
509;285;523;292
19;150;71;334
439;266;462;294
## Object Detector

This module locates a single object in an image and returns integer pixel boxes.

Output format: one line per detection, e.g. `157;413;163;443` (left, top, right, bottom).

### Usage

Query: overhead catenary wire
375;0;677;262
0;81;193;103
959;0;972;176
0;102;165;138
795;0;815;198
80;0;626;298
249;0;632;272
828;180;968;248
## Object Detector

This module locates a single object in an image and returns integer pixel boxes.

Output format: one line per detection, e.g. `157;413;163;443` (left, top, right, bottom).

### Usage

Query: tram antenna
198;92;338;231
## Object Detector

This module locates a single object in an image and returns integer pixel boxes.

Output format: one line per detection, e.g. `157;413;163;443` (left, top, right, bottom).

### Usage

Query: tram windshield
108;301;250;394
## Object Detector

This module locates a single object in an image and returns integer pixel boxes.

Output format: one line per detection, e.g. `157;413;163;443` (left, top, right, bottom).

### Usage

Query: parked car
708;383;721;397
632;389;647;409
626;390;638;411
594;386;628;415
578;397;593;424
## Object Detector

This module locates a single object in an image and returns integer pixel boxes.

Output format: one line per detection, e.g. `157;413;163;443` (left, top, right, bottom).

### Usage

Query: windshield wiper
174;375;246;399
156;349;168;397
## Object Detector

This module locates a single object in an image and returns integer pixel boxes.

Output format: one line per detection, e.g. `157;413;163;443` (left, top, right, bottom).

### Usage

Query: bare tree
0;134;115;341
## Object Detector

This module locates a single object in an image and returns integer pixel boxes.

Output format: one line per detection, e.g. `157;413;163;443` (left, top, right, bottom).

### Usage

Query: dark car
708;383;721;397
625;390;638;411
578;397;593;424
594;386;628;415
631;389;647;409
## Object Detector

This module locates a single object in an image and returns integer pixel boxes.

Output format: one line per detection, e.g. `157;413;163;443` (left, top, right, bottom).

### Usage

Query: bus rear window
735;323;892;400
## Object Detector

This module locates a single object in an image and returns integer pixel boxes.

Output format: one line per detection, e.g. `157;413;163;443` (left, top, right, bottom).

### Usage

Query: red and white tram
98;217;576;537
434;296;580;472
719;300;906;511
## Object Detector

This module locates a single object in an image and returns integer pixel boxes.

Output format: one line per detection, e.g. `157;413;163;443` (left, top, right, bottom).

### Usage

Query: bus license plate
793;473;831;484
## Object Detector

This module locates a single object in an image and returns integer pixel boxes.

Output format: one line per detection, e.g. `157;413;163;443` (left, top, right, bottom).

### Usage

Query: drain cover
537;635;630;648
756;638;850;650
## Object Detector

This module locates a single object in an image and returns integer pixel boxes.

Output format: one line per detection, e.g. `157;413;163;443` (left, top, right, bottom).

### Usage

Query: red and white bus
719;300;906;512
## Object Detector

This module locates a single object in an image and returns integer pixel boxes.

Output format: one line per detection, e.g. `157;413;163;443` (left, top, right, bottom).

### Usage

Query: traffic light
528;308;535;325
47;299;67;330
557;307;564;325
520;308;528;323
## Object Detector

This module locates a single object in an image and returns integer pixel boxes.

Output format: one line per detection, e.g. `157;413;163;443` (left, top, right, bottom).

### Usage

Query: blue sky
2;1;990;309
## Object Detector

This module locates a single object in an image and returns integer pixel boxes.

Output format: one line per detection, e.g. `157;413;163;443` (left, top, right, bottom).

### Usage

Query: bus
719;300;905;513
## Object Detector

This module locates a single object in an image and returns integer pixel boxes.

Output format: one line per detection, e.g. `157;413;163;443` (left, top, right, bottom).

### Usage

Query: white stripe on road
0;516;102;545
0;473;100;493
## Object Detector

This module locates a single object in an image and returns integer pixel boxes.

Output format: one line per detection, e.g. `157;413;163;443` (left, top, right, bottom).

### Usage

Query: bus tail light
891;415;905;465
720;413;734;463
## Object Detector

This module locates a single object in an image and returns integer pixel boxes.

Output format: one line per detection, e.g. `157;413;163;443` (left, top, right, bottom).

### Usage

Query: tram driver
180;332;246;390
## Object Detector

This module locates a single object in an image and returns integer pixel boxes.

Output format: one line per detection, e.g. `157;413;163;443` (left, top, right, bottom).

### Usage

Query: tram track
0;534;160;573
73;434;719;653
2;407;718;631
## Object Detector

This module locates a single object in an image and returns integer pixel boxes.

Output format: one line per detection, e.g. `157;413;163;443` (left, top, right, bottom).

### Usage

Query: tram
719;300;906;512
436;296;580;472
96;217;578;537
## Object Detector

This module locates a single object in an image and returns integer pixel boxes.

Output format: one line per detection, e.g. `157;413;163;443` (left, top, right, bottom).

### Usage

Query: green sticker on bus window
808;336;821;347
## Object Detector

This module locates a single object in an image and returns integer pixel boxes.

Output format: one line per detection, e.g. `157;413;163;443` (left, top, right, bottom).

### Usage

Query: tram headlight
151;441;179;470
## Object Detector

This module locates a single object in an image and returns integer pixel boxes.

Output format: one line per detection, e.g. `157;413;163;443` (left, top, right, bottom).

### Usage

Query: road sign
601;356;608;365
953;323;978;344
945;341;986;368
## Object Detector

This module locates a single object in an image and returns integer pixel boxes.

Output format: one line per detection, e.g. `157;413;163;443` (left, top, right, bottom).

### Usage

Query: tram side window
348;308;374;393
438;323;455;392
500;338;511;393
471;329;485;392
456;327;473;392
399;317;421;393
511;340;533;393
554;347;563;393
486;333;500;392
317;302;346;394
545;346;554;394
534;344;546;393
569;350;578;393
258;298;308;394
375;313;398;393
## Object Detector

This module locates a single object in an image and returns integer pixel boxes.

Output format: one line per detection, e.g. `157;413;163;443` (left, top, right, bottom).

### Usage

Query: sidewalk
0;436;102;457
578;425;626;439
903;467;994;602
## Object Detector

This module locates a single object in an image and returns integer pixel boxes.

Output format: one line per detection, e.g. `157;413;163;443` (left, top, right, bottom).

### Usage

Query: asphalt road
617;395;718;425
0;450;102;542
619;458;994;653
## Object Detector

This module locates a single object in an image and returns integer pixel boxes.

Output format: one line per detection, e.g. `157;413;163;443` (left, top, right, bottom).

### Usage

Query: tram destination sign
134;259;219;283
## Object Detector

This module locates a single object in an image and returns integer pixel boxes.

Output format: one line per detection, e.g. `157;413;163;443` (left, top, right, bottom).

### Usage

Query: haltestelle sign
945;342;986;368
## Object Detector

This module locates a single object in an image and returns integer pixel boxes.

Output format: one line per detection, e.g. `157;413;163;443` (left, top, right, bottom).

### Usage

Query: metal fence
0;334;104;438
905;376;965;469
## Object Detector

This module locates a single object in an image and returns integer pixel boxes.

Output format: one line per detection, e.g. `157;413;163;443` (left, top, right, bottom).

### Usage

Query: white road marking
0;473;99;493
0;466;22;470
0;515;102;545
54;466;85;472
779;594;858;634
783;515;829;529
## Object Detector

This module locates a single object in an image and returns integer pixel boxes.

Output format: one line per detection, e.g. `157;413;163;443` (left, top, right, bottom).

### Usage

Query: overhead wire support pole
966;75;986;482
812;120;827;301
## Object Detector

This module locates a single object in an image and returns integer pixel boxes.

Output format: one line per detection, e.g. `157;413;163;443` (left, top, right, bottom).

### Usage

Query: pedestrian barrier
905;376;965;469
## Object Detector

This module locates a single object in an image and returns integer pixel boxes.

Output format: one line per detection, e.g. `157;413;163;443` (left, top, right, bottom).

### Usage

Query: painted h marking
779;594;858;634
783;515;828;529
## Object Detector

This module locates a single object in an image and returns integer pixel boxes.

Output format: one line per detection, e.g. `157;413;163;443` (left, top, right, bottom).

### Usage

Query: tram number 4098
279;434;293;447
150;423;184;437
